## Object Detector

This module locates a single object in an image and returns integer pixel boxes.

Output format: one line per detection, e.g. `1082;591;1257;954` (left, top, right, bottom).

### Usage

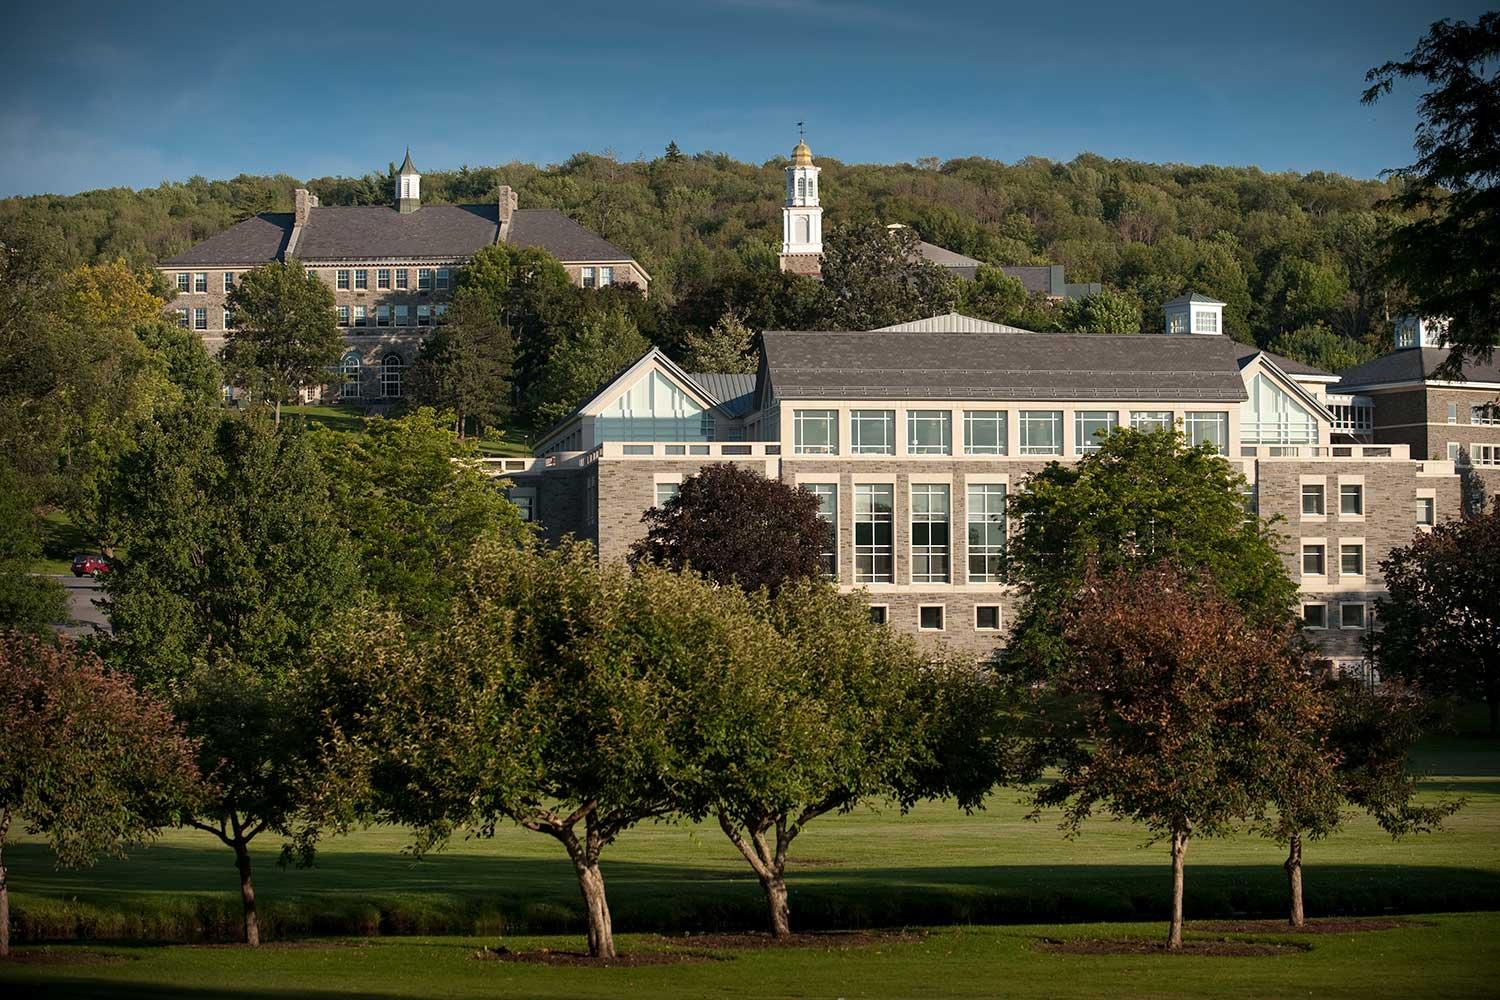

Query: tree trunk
0;849;9;958
572;860;614;959
273;398;282;429
1285;834;1305;928
762;875;791;938
1167;829;1188;951
234;842;260;947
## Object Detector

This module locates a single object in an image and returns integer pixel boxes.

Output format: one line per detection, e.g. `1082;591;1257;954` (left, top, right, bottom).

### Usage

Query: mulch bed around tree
1190;917;1420;934
1035;937;1310;957
471;929;926;967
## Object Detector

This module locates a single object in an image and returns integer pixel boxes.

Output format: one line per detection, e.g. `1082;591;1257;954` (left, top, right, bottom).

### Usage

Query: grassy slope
282;405;533;457
2;916;1496;999
7;720;1497;945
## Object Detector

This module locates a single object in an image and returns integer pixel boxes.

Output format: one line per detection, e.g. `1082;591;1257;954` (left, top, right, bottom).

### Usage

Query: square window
1339;484;1363;516
1340;543;1364;577
336;270;350;290
918;606;945;631
354;269;368;290
794;410;838;454
964;410;1007;455
851;410;895;454
1303;604;1327;629
1301;544;1326;576
975;605;1001;631
1074;411;1118;454
1184;412;1229;455
907;410;952;455
868;605;889;626
1019;410;1063;455
395;269;409;290
1130;411;1173;432
655;481;680;506
1301;483;1325;516
1341;603;1366;629
1416;497;1435;526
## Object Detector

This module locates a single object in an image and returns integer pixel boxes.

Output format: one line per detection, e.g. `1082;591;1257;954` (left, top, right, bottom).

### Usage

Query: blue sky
0;1;1482;197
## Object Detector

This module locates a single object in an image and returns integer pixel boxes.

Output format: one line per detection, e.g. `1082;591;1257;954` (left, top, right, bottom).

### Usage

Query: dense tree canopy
2;148;1428;372
222;260;341;425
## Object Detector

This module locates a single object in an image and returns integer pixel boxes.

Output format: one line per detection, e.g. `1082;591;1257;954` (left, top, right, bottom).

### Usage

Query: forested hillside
0;149;1418;370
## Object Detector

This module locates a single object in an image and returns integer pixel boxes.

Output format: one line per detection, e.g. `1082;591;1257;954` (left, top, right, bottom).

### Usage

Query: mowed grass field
3;711;1498;996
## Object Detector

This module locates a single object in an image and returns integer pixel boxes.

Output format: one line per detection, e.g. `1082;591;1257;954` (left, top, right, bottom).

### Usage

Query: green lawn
36;509;94;574
3;915;1496;999
282;405;533;457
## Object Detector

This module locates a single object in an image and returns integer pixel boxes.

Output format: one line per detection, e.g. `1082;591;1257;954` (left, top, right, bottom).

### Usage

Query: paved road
47;574;111;637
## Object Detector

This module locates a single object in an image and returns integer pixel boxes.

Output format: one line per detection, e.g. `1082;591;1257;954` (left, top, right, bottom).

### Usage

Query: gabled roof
160;213;294;266
687;373;756;417
1233;344;1336;380
915;241;983;269
876;312;1034;334
760;329;1250;403
534;349;727;450
1336;348;1500;391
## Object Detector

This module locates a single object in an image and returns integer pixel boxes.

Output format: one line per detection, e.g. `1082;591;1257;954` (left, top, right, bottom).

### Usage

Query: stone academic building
157;151;648;401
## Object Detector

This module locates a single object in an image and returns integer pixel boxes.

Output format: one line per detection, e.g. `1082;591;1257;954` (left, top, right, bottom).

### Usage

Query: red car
71;555;112;578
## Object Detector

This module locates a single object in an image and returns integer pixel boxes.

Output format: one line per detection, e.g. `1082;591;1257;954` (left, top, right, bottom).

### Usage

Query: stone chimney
497;185;518;240
294;188;319;228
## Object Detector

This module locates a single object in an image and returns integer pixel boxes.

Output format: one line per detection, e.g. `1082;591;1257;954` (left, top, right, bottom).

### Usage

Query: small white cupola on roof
1393;315;1449;350
1163;292;1224;336
396;148;421;214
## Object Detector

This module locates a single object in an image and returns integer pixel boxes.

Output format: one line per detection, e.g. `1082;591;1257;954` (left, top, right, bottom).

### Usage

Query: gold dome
791;140;813;166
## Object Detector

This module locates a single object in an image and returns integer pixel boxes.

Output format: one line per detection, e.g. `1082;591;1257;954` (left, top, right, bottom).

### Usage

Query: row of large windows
337;303;447;329
335;267;450;292
336;352;405;399
806;482;1008;586
175;271;236;294
792;408;1228;457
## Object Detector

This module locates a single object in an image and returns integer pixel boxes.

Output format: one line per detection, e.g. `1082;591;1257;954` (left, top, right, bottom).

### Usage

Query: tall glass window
964;410;1007;455
850;410;896;455
1130;411;1173;432
1184;411;1229;454
1241;375;1317;445
967;484;1007;584
907;411;952;455
1019;411;1063;455
910;485;950;584
1074;411;1119;454
806;484;838;578
854;484;894;584
794;410;838;454
380;354;404;398
339;352;362;399
598;372;713;442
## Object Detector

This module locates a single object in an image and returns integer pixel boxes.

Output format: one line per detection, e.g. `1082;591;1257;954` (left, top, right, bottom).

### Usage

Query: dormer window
1168;312;1187;334
1194;310;1218;334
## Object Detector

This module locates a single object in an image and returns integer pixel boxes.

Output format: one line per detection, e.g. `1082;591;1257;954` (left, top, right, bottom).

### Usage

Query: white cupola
781;131;823;257
1162;292;1224;335
1393;315;1448;349
396;148;421;214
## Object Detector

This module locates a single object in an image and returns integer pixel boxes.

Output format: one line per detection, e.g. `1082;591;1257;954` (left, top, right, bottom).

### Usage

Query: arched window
796;215;811;244
797;176;806;197
381;353;404;399
339;352;362;399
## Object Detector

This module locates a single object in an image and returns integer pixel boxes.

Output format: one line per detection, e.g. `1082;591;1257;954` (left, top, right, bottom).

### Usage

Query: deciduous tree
0;632;200;956
0;464;66;632
222;260;341;426
629;463;827;595
530;307;651;428
1372;505;1500;732
820;222;960;330
102;408;359;945
1059;288;1142;334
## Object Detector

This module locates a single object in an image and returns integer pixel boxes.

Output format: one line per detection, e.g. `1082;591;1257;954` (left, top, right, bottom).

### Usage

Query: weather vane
797;121;805;141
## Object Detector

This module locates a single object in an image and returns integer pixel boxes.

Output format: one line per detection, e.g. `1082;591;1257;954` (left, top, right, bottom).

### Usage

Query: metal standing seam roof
687;373;757;417
160;206;637;266
760;330;1252;403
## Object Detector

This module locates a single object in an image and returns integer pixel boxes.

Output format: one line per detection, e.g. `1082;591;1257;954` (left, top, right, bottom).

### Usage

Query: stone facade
1365;385;1500;506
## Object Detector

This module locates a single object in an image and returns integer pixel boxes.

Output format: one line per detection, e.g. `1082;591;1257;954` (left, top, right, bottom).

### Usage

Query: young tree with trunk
629;463;827;596
222;260;341;426
310;539;772;959
1037;562;1313;950
1372;504;1500;732
1005;425;1298;681
0;632;199;957
1364;13;1500;373
102;408;359;945
1261;677;1462;927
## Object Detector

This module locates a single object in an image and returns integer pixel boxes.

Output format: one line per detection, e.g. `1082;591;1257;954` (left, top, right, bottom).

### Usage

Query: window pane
911;484;950;584
851;410;895;455
854;484;894;583
907;410;952;455
1184;412;1228;454
919;606;944;630
975;605;1001;630
1130;411;1172;432
1301;484;1324;515
964;410;1006;455
1339;484;1363;515
1302;545;1325;575
1019;411;1062;455
1074;411;1118;454
967;484;1007;584
1340;544;1363;576
1302;604;1326;629
806;484;838;578
794;410;838;454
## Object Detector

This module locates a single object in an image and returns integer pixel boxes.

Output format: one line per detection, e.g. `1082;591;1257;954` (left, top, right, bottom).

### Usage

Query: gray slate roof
1336;348;1500;390
687;373;757;417
761;330;1250;403
1233;344;1335;379
161;206;636;266
160;213;294;266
